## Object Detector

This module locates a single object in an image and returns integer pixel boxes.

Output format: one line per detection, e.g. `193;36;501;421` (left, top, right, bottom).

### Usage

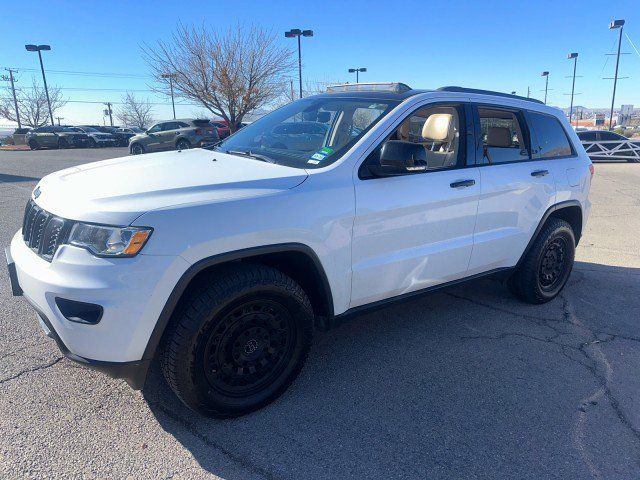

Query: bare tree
116;92;154;129
143;23;294;133
0;77;66;128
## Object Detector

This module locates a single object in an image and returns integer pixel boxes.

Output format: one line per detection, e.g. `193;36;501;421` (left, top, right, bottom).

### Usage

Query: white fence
581;139;640;161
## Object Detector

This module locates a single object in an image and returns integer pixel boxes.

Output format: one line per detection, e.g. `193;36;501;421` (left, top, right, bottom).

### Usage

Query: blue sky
1;0;638;125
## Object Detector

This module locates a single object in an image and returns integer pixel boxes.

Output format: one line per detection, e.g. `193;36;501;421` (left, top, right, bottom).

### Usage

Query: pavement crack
0;356;64;385
149;401;279;480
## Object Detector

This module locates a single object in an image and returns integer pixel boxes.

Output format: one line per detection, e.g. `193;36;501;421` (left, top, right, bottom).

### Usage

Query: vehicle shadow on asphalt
0;173;41;183
142;261;640;479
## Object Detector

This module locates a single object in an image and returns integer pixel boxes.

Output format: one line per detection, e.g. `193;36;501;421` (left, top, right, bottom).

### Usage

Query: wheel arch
141;243;334;366
516;200;583;268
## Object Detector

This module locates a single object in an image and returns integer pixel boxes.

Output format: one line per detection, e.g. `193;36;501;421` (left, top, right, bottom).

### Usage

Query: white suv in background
6;83;592;417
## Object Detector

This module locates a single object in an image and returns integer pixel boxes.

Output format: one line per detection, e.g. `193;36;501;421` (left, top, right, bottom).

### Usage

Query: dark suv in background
128;119;218;154
25;126;91;150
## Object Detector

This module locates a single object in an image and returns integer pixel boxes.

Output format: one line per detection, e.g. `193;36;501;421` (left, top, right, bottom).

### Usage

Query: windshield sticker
320;147;334;155
307;159;321;165
310;152;325;161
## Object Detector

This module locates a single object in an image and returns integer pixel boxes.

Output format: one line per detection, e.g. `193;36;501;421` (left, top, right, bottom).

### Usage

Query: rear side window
478;108;528;164
528;112;573;158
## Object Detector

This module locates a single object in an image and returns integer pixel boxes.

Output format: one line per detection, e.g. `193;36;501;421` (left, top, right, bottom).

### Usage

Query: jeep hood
34;149;309;225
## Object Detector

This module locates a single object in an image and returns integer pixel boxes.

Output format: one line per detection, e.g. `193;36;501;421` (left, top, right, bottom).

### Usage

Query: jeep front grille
22;199;72;261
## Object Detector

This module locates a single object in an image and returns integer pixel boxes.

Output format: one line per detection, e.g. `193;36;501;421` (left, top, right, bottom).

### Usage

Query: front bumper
7;231;190;388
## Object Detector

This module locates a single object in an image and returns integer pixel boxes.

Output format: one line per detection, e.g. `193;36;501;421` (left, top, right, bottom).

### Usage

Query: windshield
212;97;398;169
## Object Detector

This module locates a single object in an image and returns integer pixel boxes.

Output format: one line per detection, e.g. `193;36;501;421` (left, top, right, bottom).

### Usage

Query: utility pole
104;102;113;126
161;73;177;119
527;86;530;98
608;20;625;130
55;116;64;126
1;68;21;128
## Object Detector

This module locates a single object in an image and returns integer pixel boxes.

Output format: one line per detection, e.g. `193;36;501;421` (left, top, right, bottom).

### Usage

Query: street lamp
567;53;579;126
25;44;54;125
608;19;625;131
285;28;313;99
348;67;367;83
541;71;549;104
161;73;178;119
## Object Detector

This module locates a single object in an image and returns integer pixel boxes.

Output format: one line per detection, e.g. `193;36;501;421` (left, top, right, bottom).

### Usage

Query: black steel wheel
202;299;298;398
160;264;313;417
508;218;575;304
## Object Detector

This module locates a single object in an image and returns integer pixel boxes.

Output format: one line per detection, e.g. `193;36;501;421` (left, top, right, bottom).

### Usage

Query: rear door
467;105;556;274
351;102;481;308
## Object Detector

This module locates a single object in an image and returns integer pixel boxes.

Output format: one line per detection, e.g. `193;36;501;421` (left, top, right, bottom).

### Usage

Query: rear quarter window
528;112;573;159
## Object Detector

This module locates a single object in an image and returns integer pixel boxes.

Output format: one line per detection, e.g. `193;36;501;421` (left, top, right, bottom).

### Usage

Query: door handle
450;179;476;188
531;169;549;177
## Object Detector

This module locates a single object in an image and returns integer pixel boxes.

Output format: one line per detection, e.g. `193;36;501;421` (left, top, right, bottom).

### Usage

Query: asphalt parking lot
1;147;639;479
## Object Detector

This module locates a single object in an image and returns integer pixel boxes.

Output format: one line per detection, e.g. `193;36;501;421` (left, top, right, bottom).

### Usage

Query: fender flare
140;243;334;365
515;200;582;268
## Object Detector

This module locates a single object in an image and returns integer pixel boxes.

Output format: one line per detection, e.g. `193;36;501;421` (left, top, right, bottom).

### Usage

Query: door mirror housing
369;140;428;176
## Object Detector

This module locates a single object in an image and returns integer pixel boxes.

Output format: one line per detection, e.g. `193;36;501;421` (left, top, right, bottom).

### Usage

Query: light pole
608;19;625;131
541;71;550;104
104;102;113;127
25;44;54;125
567;53;578;126
348;67;367;83
161;73;178;119
1;69;21;129
285;29;313;99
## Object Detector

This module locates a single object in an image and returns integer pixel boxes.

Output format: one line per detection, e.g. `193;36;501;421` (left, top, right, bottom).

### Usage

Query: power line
1;66;151;79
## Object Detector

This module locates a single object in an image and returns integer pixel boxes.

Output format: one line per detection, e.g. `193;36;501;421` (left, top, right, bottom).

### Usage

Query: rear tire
508;218;575;304
160;264;313;418
89;138;97;148
58;138;68;149
176;139;191;150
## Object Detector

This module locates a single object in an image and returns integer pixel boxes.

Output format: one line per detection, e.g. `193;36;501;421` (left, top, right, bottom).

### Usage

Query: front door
351;102;480;308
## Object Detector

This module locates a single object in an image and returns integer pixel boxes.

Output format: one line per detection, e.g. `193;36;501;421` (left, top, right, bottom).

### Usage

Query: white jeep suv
6;83;592;417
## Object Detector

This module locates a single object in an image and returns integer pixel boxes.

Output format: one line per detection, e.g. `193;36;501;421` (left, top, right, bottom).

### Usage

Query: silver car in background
128;119;219;155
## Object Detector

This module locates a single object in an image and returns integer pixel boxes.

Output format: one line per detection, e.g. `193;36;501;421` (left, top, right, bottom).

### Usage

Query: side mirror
370;140;427;176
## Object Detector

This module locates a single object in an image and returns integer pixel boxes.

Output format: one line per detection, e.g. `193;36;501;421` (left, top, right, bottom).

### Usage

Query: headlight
69;223;152;257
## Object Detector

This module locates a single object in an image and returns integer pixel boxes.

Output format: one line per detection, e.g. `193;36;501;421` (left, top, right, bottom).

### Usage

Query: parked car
7;83;592;418
72;126;117;148
12;128;31;145
25;126;91;150
112;126;144;147
577;130;640;163
128;119;219;154
211;120;231;139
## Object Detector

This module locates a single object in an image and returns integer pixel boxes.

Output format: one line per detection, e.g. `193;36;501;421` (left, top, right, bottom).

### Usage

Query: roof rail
437;86;545;104
326;82;412;94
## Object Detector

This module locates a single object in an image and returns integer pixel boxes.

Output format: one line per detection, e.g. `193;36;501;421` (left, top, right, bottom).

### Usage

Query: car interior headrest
421;114;453;141
486;127;511;147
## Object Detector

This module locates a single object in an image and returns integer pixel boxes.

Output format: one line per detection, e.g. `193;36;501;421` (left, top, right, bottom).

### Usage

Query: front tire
508;218;575;304
160;264;313;417
130;143;144;155
28;139;39;150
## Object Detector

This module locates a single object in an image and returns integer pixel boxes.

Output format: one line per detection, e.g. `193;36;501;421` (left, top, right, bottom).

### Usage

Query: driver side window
361;104;464;178
147;124;162;134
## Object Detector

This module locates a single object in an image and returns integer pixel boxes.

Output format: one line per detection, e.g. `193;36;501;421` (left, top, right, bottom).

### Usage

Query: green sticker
320;147;334;155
